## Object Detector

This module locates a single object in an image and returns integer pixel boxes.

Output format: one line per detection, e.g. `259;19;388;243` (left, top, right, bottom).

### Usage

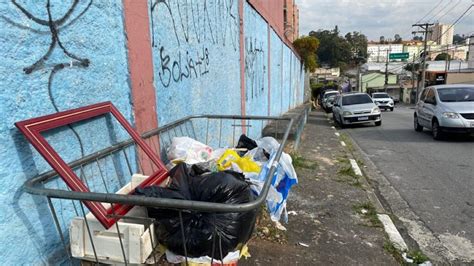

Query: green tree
394;34;402;43
453;34;464;44
293;36;320;72
309;27;367;70
434;53;451;61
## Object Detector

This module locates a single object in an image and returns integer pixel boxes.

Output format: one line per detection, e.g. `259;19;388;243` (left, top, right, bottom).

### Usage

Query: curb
329;112;411;254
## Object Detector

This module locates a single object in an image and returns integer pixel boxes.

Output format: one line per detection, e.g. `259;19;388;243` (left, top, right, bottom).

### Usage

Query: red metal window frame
15;102;168;229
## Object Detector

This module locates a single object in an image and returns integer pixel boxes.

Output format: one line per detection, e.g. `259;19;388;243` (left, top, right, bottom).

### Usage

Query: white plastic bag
167;137;213;164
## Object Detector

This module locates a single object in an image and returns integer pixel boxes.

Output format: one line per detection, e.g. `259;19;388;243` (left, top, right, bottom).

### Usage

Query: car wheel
390;107;394;111
414;115;423;132
339;115;346;128
432;120;444;140
375;120;382;126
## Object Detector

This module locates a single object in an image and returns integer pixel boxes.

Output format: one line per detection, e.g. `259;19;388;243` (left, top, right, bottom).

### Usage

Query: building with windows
427;23;453;45
367;43;404;62
284;0;299;42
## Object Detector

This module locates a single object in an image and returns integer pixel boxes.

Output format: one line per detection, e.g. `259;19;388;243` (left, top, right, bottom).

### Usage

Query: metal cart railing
23;114;298;265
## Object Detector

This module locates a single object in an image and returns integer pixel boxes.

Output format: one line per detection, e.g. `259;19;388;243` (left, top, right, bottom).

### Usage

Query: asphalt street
340;105;474;261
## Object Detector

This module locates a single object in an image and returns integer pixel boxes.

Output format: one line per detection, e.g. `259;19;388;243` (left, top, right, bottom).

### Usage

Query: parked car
321;90;339;111
322;93;339;113
413;84;474;140
372;92;394;111
333;93;382;128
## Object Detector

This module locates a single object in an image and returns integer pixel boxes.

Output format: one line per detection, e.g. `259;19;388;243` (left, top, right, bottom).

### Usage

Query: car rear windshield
324;91;338;98
342;94;373;105
437;87;474;102
372;93;389;98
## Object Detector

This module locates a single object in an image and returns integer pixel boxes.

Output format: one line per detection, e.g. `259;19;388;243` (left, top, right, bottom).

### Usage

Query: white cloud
295;0;474;41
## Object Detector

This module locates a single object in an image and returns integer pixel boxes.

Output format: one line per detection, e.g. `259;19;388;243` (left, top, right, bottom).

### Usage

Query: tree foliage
293;36;320;72
308;26;368;70
413;36;423;41
453;34;464;44
394;34;402;43
434;53;451;61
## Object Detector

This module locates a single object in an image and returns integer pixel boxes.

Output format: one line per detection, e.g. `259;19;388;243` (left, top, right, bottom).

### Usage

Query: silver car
414;84;474;140
333;93;382;128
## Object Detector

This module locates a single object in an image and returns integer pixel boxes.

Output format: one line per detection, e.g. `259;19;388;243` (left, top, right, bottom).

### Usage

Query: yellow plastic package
217;150;261;173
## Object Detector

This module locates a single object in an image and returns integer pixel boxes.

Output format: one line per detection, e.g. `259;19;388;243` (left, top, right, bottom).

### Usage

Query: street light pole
384;48;389;92
412;23;434;102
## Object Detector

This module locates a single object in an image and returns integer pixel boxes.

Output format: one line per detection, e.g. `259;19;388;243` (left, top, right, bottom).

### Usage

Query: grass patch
353;202;382;228
407;250;429;264
339;133;354;151
290;152;318;170
335;157;363;188
383;241;404;263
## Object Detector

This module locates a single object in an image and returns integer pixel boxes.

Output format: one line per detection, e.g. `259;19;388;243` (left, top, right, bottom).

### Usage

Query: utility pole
412;23;433;101
411;55;416;103
384;48;389;92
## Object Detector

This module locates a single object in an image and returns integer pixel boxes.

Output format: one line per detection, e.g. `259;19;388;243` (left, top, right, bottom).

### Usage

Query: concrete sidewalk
241;110;399;265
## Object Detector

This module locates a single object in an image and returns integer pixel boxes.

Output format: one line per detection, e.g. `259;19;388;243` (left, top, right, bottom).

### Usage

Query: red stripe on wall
123;0;158;134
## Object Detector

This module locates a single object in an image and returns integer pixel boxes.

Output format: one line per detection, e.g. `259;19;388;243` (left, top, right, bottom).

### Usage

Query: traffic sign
389;53;409;60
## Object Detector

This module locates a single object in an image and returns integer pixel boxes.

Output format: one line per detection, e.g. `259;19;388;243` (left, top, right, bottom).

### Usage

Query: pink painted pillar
267;24;271;116
123;0;159;173
123;0;158;134
239;0;247;134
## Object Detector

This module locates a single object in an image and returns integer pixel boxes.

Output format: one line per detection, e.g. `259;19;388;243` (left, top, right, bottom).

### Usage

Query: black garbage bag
236;134;270;159
134;163;257;258
236;134;258;156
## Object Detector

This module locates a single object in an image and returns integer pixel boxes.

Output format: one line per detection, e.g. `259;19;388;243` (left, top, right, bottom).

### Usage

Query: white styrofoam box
70;174;157;264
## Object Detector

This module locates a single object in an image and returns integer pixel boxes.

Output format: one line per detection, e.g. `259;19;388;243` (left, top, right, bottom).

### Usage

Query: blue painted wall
149;0;241;127
0;0;305;264
270;29;283;116
0;1;132;264
243;1;268;139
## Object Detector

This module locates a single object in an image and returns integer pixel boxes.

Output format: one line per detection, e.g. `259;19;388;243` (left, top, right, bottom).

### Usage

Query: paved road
341;106;474;262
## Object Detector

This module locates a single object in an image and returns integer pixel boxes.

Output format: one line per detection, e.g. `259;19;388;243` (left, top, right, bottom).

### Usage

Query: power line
415;0;445;24
437;0;462;22
426;0;453;22
437;4;474;42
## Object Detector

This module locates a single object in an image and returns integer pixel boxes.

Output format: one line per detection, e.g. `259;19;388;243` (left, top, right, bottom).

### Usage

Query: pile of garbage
135;134;298;263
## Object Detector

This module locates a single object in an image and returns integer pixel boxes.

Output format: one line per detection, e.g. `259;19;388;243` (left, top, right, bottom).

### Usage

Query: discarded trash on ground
135;163;257;258
298;242;310;247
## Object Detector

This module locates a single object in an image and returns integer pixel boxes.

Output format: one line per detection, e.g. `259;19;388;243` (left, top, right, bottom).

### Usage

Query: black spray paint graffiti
7;0;93;157
158;46;210;88
150;0;239;88
245;37;266;101
150;0;239;49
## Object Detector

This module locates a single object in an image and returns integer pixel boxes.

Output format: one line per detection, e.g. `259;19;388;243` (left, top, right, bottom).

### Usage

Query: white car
372;92;394;111
414;84;474;140
321;90;339;111
333;93;382;128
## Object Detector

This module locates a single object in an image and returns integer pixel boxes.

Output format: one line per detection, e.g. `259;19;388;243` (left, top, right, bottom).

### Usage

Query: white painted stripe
349;159;363;176
335;132;340;137
340;141;346;147
331;126;335;129
377;214;408;251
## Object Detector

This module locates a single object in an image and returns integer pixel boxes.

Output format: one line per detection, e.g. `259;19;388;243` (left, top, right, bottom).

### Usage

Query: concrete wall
0;0;304;264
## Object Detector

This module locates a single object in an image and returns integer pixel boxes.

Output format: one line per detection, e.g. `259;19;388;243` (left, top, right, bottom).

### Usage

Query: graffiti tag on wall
245;37;265;100
150;0;239;88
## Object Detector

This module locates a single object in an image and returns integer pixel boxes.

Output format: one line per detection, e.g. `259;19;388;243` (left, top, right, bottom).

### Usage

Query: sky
295;0;474;41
